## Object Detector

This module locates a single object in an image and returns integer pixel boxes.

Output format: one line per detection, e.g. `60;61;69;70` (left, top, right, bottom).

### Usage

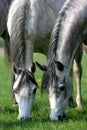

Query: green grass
0;52;87;130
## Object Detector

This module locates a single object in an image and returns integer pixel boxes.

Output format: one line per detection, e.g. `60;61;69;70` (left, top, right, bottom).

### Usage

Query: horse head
12;63;37;121
36;61;73;120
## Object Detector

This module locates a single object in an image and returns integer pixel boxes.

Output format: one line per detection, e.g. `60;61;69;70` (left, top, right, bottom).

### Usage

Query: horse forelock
18;68;37;86
14;68;37;91
24;69;38;86
41;60;57;92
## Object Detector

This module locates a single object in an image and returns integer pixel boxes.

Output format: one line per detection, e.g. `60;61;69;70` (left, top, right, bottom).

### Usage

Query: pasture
0;51;87;130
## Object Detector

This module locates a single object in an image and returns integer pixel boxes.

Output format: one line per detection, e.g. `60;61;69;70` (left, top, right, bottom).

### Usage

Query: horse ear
36;62;47;71
31;62;36;73
12;63;19;74
56;61;64;71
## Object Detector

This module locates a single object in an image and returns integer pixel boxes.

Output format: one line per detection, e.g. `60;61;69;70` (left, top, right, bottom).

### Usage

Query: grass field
0;52;87;130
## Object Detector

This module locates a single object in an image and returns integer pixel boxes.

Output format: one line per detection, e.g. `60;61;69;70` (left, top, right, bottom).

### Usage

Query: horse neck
49;0;87;68
8;0;33;70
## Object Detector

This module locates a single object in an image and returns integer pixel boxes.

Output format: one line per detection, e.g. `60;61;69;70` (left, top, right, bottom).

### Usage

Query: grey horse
40;0;87;120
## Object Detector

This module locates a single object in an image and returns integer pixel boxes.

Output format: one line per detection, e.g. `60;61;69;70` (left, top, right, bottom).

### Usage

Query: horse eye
56;62;64;71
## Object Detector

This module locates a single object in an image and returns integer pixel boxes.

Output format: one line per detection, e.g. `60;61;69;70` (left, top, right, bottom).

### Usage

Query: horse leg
1;30;11;62
73;45;83;108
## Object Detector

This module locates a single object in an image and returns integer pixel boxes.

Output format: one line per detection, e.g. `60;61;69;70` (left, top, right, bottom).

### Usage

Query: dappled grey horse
7;0;84;120
40;0;87;120
0;0;12;60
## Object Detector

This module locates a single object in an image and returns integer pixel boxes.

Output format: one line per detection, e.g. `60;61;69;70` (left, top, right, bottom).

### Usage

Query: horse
7;0;84;121
38;0;87;120
7;0;67;121
0;0;12;60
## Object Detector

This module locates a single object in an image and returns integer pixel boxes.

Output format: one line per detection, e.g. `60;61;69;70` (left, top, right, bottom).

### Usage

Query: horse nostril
17;115;25;121
20;117;25;121
57;113;66;120
19;117;32;121
57;115;62;120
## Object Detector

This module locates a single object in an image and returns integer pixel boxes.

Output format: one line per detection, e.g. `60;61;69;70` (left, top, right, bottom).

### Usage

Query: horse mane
8;0;28;67
48;0;72;62
21;68;38;87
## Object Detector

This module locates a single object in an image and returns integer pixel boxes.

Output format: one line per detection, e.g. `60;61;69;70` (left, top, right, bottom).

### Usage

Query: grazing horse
40;0;87;120
7;0;84;120
0;0;12;60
